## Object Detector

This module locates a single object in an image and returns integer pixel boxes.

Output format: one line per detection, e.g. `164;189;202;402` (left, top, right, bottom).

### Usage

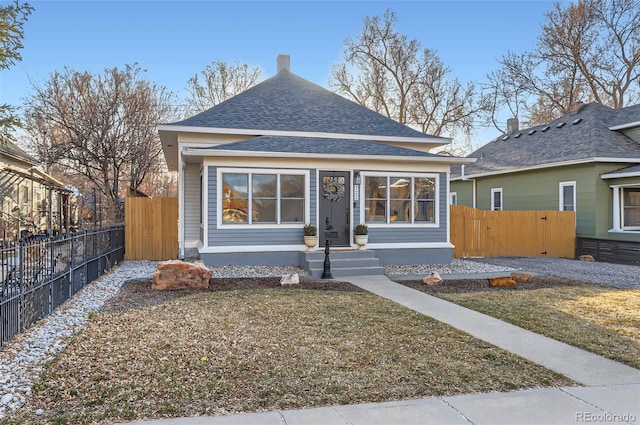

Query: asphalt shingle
172;70;443;141
193;136;444;158
452;102;640;178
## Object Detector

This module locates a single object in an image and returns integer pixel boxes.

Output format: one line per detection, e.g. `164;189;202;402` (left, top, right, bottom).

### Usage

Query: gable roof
170;69;444;141
452;102;640;179
0;140;38;165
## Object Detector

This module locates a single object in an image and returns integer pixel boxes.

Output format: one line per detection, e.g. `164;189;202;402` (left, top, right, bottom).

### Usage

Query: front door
319;171;350;247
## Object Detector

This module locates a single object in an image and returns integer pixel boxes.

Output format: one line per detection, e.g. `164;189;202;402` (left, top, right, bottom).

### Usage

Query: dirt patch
395;275;584;294
102;277;366;312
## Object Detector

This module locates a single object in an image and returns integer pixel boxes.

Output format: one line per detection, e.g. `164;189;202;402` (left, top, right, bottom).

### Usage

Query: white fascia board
601;171;640;179
183;148;476;165
609;121;640;131
450;157;640;180
157;124;450;146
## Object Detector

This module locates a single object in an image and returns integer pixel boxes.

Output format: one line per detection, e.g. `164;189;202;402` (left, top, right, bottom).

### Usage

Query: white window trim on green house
491;188;503;211
216;167;310;230
559;181;576;212
610;184;640;233
450;191;458;205
360;172;440;228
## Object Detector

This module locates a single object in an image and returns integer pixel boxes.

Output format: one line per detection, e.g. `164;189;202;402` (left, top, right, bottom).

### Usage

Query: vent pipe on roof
277;54;290;73
507;118;519;134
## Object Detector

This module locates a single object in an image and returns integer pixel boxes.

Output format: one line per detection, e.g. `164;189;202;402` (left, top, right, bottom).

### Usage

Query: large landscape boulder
152;260;212;290
487;276;516;287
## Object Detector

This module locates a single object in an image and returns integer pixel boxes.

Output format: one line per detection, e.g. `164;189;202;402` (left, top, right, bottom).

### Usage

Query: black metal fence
1;226;124;346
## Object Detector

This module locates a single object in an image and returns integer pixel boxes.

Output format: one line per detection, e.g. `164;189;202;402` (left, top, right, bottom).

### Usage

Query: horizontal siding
211;228;302;246
183;163;200;243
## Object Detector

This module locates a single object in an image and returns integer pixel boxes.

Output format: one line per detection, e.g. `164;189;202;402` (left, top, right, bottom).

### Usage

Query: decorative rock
488;276;517;287
152;260;212;290
422;271;443;285
280;273;300;285
579;255;595;262
35;409;44;416
1;394;13;405
510;272;532;283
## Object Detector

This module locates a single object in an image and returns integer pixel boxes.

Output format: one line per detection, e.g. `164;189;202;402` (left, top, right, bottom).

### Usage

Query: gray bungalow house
159;55;474;273
450;102;640;264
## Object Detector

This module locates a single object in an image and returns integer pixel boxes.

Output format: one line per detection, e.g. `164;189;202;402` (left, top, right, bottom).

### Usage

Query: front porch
199;246;453;278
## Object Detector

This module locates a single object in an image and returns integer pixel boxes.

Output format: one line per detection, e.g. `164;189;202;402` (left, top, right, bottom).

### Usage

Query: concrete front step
299;249;385;278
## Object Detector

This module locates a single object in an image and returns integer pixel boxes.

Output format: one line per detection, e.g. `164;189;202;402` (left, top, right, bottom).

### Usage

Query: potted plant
303;223;318;251
354;223;368;250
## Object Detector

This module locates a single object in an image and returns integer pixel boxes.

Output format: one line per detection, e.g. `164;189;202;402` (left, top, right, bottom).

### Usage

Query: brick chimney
569;101;585;113
277;54;290;73
507;118;519;134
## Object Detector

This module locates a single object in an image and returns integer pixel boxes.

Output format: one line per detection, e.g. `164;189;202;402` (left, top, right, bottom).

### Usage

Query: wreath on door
322;178;345;202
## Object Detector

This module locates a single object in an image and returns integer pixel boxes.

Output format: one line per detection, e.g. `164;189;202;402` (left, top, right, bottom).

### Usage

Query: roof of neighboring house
191;136;448;158
168;69;445;142
451;102;640;179
0;140;38;165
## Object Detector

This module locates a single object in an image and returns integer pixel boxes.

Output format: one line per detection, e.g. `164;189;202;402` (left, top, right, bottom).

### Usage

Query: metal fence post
70;232;75;298
17;240;24;331
49;237;55;314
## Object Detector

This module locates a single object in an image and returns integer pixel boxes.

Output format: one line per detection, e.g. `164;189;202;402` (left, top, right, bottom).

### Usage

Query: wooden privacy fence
125;197;178;260
450;205;576;259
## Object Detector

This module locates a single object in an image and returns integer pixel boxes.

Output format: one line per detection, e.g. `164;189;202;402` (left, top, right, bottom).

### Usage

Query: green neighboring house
450;102;640;264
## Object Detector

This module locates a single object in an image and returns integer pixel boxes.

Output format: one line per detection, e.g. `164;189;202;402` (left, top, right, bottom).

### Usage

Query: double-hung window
622;187;640;230
491;188;503;211
221;170;306;225
363;174;437;224
559;181;576;212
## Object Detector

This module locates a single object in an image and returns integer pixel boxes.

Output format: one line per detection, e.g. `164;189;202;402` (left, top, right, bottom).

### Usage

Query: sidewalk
124;275;640;425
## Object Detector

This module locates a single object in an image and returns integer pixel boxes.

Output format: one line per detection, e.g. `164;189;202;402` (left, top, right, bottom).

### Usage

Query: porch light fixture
353;171;361;202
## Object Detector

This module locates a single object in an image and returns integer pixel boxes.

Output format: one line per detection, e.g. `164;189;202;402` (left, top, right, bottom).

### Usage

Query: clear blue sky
1;0;564;144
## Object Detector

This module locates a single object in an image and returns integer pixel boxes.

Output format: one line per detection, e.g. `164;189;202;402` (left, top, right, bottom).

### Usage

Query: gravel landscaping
467;256;640;289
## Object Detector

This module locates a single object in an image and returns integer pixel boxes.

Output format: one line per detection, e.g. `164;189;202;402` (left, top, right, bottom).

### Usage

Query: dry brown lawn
10;286;574;425
435;284;640;369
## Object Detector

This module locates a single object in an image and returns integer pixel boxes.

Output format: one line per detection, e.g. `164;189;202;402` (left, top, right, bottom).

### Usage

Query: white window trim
360;172;440;228
491;188;503;211
216;167;310;229
621;185;640;231
559;181;577;212
450;191;458;206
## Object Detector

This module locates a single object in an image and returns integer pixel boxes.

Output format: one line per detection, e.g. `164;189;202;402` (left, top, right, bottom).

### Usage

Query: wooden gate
450;205;575;258
125;197;178;260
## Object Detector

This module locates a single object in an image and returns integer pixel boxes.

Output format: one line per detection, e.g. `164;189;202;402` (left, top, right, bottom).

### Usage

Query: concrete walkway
124;275;640;425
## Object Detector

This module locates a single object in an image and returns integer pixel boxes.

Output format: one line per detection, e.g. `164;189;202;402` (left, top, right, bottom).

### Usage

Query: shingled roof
0;140;38;165
452;102;640;178
190;136;446;158
171;69;443;141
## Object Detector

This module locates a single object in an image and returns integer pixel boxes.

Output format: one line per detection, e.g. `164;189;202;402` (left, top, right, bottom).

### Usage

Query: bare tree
184;60;262;116
488;0;640;129
330;9;488;143
0;1;33;143
22;64;176;222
